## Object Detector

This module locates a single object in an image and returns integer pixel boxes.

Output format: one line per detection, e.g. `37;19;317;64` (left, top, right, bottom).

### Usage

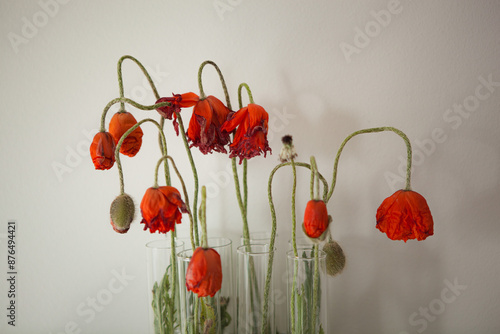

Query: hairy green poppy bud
323;239;346;277
110;194;135;234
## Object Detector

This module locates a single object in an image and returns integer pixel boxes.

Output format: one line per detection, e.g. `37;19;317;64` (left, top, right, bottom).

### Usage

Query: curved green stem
175;112;200;247
238;83;254;106
197;60;232;109
117;55;160;111
310;156;320;200
99;97;170;132
327;127;413;203
115;118;168;194
262;162;328;333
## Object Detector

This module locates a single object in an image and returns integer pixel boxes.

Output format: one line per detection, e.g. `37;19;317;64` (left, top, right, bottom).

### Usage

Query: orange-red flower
156;92;199;119
187;95;231;154
90;131;116;170
303;200;330;239
220;103;271;163
376;190;434;242
140;186;187;234
109;111;143;157
185;247;222;298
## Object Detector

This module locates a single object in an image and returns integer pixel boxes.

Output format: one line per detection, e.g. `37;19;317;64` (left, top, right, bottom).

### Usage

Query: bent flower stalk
90;55;435;333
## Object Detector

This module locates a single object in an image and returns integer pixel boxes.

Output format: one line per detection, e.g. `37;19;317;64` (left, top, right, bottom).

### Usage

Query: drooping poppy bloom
185;247;222;298
376;190;434;242
140;186;187;234
108;111;143;157
187;95;231;154
303;200;330;239
220;103;271;163
156;93;199;135
90;131;116;170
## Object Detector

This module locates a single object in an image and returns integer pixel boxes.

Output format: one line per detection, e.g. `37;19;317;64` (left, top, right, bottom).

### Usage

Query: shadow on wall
330;232;442;334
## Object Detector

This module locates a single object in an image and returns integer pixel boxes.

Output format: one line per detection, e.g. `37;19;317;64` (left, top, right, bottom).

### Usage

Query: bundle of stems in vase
90;55;435;333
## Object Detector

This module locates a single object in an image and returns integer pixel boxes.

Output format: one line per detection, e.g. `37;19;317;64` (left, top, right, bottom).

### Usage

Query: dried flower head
279;134;297;162
110;194;135;234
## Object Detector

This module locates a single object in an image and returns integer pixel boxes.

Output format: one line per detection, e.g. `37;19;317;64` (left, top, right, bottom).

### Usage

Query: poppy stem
197;60;232;109
116;55;160;111
231;158;250;242
175;112;200;247
310;156;320;200
327;126;413;203
115;118;168;194
99;97;170;132
243;159;248;213
169;230;177;333
238;83;255;106
263;161;328;334
290;156;298;333
311;244;320;333
200;186;208;248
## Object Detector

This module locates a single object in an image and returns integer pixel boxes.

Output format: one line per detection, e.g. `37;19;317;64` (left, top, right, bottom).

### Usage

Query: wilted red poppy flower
140;186;187;234
156;93;199;135
187;95;231;154
185;247;222;298
303;200;330;239
376;190;434;242
220;103;271;163
156;92;199;119
90;131;116;170
109;111;143;157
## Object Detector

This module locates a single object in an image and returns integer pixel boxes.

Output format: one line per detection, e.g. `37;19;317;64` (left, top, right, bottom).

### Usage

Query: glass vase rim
286;248;327;260
236;243;276;255
145;238;184;249
176;237;232;260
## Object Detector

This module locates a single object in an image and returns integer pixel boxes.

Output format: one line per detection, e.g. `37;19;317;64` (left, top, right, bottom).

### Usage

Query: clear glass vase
177;237;235;334
286;246;328;334
146;238;184;334
237;243;276;334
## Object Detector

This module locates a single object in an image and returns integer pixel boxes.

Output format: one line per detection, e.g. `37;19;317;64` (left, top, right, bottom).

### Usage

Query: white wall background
1;1;499;333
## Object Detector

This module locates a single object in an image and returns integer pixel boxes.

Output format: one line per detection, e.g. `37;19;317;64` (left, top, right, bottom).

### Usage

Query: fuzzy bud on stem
110;194;135;233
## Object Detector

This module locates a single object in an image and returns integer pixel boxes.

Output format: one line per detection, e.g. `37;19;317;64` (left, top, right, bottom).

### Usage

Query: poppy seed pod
323;239;346;277
110;194;135;234
279;134;297;163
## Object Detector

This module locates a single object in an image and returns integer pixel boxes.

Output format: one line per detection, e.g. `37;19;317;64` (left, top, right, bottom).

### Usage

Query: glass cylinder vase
237;243;276;334
286;246;328;334
177;237;235;334
146;238;184;334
